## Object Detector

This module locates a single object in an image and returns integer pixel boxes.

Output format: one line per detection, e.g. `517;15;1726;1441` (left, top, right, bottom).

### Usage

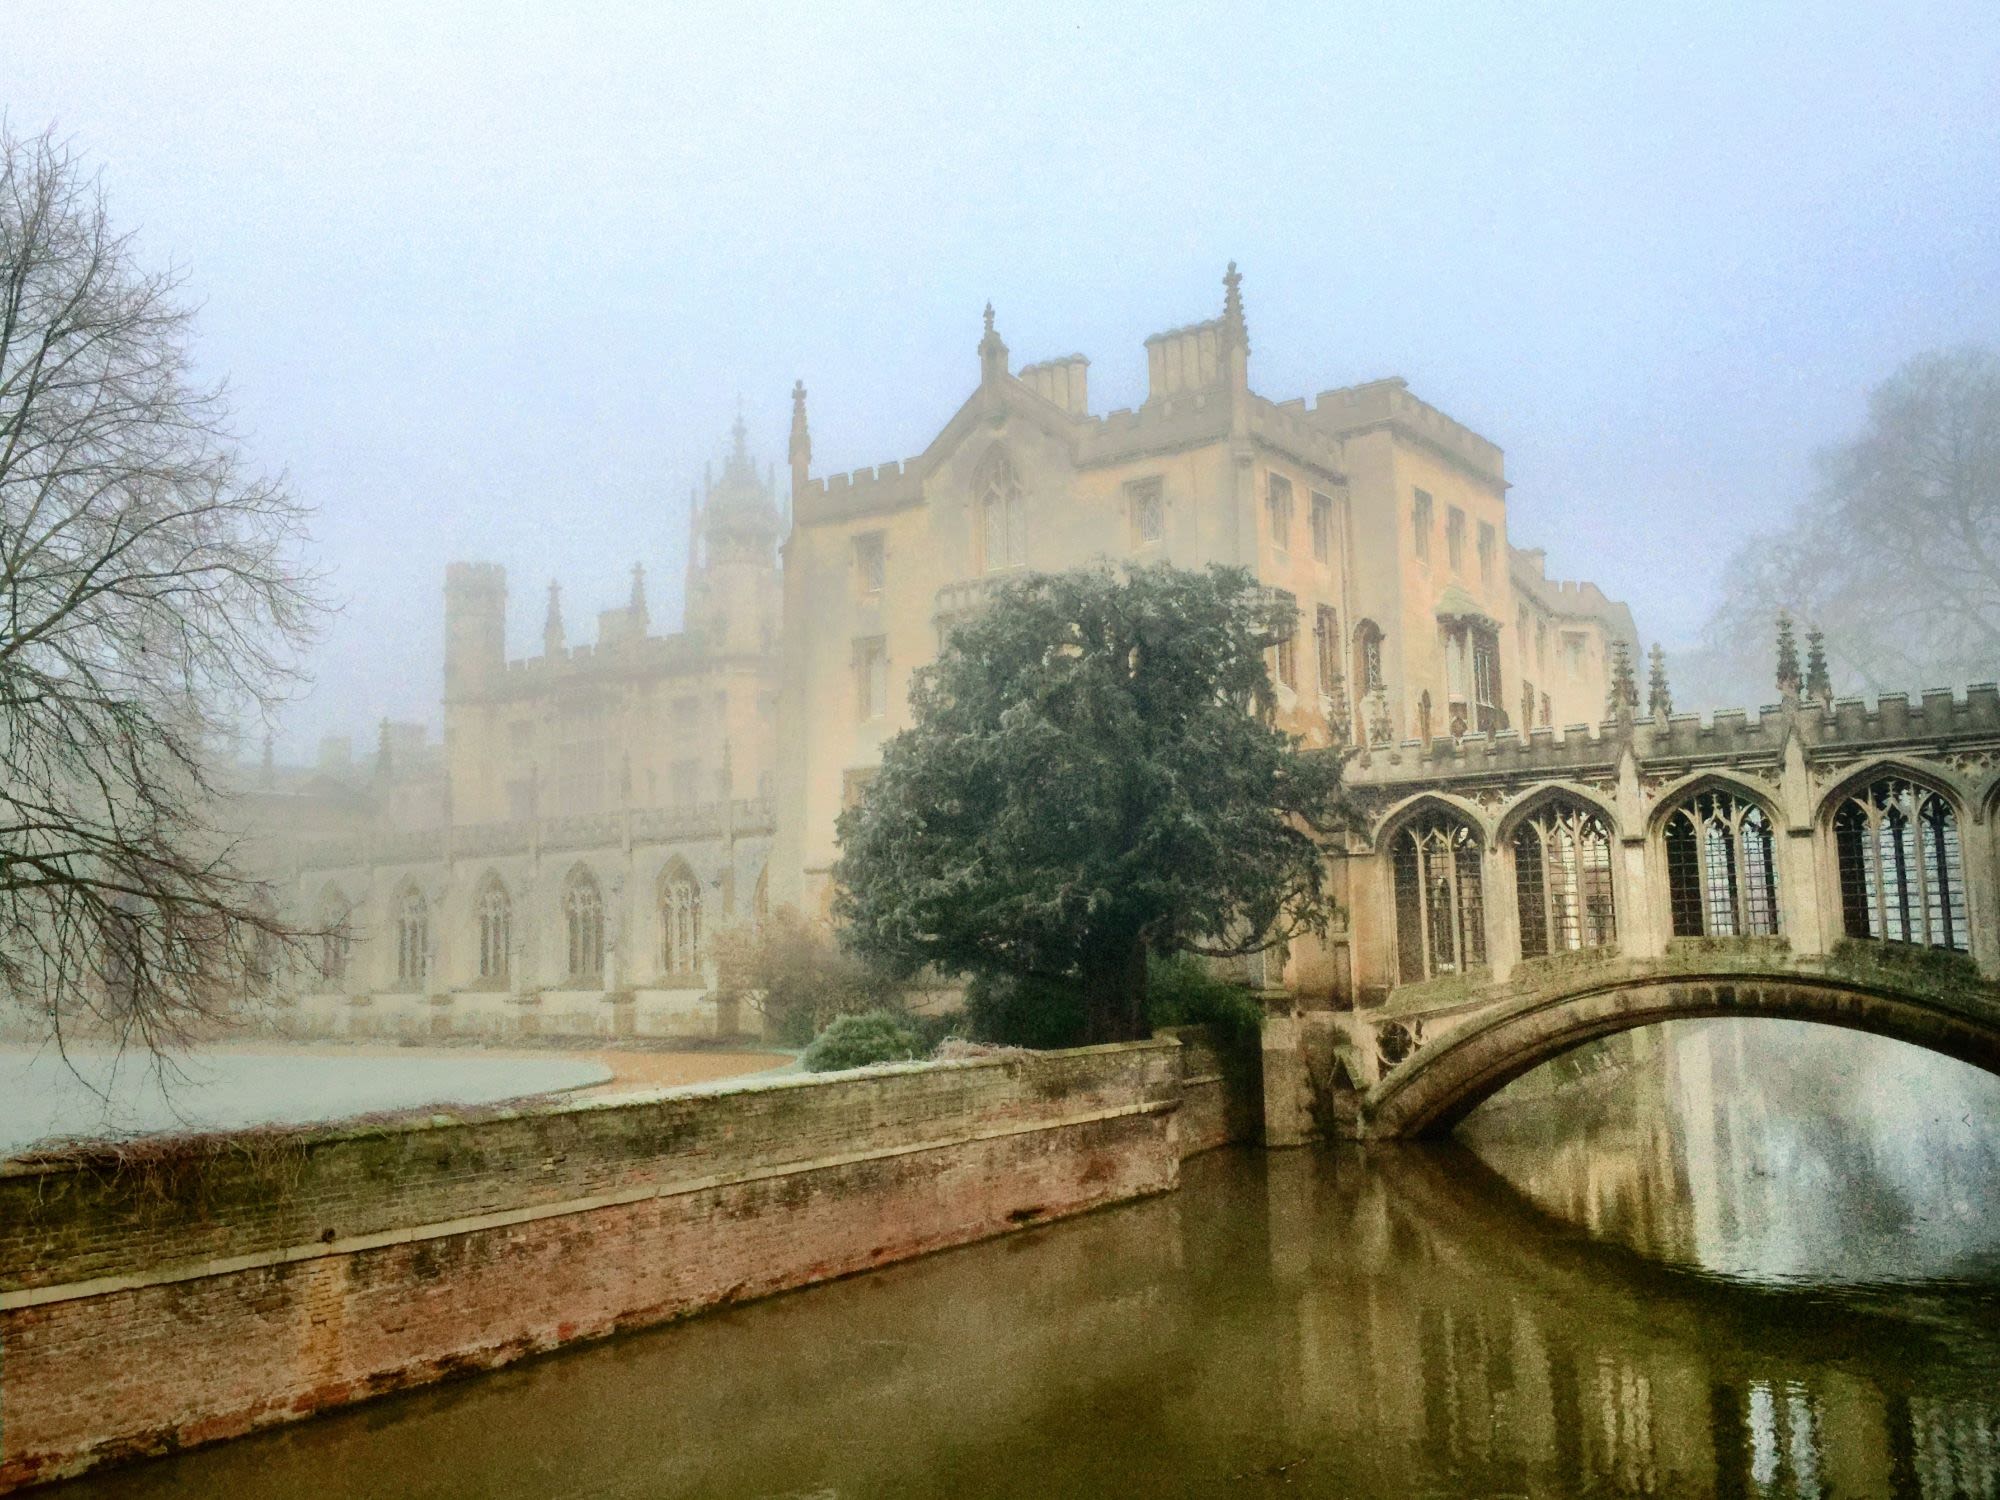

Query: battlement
1304;378;1504;487
445;561;506;593
1351;683;2000;787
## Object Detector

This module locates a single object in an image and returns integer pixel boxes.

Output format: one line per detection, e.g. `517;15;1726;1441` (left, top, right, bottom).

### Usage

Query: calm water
54;1022;2000;1499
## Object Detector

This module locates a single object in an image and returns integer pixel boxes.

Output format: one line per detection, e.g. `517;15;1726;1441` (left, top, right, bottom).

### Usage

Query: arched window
1353;619;1385;694
1391;810;1487;984
1664;789;1779;938
396;888;429;989
1514;801;1617;959
564;869;604;983
660;860;703;976
316;888;353;989
1416;689;1433;743
476;875;512;981
977;449;1025;572
1833;777;1968;952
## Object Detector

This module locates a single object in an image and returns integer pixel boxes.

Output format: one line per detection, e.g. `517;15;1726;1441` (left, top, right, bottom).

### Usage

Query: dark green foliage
834;564;1349;1043
800;1010;925;1072
1145;953;1264;1049
964;972;1091;1049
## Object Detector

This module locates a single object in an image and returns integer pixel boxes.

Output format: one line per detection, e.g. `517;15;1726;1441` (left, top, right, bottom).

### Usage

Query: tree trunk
1081;932;1148;1043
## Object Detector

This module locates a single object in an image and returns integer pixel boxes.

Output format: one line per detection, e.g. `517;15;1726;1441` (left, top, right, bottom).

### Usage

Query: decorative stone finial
730;401;749;465
1223;260;1248;353
1647;643;1673;722
630;561;647;613
983;301;995;337
543;579;565;657
788;379;811;473
978;301;1009;385
1775;611;1801;700
1607;639;1639;723
1805;628;1831;703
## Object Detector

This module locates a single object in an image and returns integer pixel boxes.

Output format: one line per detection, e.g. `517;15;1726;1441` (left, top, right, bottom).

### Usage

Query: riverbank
0;1031;1252;1492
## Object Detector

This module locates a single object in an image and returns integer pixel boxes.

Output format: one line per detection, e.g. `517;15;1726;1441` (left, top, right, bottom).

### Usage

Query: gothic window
855;637;888;720
476;876;511;982
1521;680;1537;732
977;449;1025;572
1664;789;1779;938
660;860;703;976
1446;506;1466;572
1514;802;1617;959
396;888;428;989
1833;778;1968;951
1417;690;1433;743
853;532;885;593
1354;619;1385;693
1310;493;1335;564
1127;477;1164;546
1266;474;1294;556
1471;626;1501;732
317;888;353;989
1314;605;1342;697
1477;520;1496;582
1412;490;1433;562
1391;811;1487;984
1540;692;1552;728
563;868;604;983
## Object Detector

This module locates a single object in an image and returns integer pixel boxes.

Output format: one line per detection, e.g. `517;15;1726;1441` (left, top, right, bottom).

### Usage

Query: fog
8;2;1998;752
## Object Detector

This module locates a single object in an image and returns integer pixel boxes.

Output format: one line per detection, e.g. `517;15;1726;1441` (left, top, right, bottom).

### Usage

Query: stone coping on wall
0;1040;1190;1303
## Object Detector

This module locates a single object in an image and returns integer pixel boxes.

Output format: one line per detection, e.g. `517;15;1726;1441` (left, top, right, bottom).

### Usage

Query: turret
443;562;506;703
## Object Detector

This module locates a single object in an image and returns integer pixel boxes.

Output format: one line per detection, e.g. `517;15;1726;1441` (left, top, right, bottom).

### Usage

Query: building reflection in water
57;1028;2000;1500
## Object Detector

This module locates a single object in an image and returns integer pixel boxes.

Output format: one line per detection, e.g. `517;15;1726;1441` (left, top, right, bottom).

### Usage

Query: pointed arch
474;871;512;982
315;884;354;991
1386;804;1488;985
1656;782;1780;939
659;857;703;977
562;865;604;984
974;445;1025;573
1509;795;1617;959
1827;771;1970;952
395;885;429;990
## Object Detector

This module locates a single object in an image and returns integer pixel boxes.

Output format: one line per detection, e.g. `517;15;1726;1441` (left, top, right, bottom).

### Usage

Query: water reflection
1462;1019;2000;1286
61;1112;2000;1498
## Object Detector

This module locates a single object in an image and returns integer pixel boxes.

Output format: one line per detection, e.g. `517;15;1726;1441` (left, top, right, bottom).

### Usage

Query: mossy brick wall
0;1038;1249;1492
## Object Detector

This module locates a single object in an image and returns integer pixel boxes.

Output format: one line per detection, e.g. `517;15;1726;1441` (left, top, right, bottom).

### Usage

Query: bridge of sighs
1258;683;2000;1141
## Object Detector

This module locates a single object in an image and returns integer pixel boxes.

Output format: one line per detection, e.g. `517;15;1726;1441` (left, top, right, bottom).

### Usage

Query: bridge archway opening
1364;971;2000;1140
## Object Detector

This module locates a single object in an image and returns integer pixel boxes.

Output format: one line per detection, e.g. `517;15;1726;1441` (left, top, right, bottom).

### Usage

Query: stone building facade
263;422;782;1039
260;269;1641;1039
770;268;1634;921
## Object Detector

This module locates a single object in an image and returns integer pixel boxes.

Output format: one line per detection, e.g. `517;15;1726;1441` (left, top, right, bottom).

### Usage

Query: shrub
1145;952;1264;1047
801;1010;925;1072
711;907;885;1046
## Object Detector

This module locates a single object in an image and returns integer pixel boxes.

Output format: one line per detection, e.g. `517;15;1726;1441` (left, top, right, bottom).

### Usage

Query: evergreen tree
834;564;1349;1043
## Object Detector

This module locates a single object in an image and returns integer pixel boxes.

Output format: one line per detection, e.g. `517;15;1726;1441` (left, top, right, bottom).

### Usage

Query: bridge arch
1363;968;2000;1138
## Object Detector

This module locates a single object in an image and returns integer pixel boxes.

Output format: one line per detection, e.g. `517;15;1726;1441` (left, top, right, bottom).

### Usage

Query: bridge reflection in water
62;1030;2000;1500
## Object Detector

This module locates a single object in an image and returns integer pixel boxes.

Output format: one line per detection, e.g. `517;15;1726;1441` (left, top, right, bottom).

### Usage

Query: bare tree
1694;348;2000;705
0;126;325;1054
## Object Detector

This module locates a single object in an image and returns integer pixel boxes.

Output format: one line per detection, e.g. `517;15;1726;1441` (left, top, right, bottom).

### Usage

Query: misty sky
8;3;1998;757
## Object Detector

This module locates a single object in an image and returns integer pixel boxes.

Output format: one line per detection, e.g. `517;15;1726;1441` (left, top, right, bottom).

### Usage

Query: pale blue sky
8;2;1998;752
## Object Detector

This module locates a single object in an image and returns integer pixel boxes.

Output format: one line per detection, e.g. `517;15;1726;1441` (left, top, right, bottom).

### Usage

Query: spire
630;561;648;628
1222;260;1248;354
543;579;565;657
978;301;1009;387
685;486;700;595
788;379;812;491
1647;644;1673;723
1607;639;1639;723
1805;628;1831;702
1775;611;1801;701
730;399;749;468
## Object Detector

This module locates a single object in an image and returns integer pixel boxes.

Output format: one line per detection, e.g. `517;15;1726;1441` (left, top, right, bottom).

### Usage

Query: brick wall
0;1034;1254;1491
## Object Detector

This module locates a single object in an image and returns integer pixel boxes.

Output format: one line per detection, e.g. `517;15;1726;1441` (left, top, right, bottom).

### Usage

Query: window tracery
1663;789;1779;938
660;860;703;976
1392;811;1487;984
476;876;511;981
564;869;604;983
1513;802;1617;959
1833;777;1967;951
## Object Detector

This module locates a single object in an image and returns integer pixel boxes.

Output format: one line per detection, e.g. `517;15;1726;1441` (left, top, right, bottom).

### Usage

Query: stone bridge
1258;684;2000;1141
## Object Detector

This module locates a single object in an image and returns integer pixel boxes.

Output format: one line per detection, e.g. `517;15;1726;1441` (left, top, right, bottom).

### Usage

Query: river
52;1020;2000;1498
